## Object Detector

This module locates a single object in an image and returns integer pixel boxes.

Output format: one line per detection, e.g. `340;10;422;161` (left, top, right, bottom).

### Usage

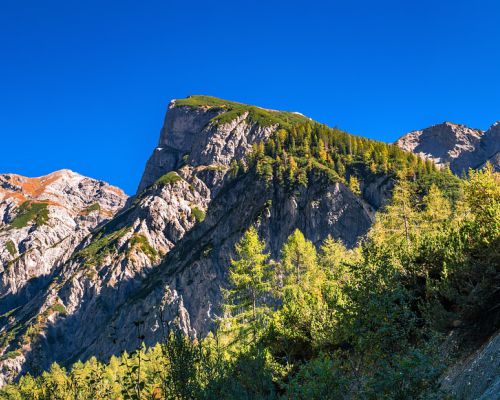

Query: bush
155;171;182;186
191;206;206;223
6;240;16;256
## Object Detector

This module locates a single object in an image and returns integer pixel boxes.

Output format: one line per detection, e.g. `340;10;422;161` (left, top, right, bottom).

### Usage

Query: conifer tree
421;184;451;233
280;229;319;290
221;226;271;347
370;176;417;253
348;175;361;195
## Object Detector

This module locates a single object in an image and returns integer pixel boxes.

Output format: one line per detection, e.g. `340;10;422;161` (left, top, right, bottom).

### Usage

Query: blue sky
1;1;499;194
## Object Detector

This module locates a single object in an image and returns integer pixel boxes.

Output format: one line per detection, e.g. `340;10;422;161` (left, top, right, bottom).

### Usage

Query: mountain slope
395;121;500;174
0;170;127;312
0;96;434;384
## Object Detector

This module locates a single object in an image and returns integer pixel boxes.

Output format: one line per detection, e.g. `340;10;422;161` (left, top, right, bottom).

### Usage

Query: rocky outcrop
395;121;500;174
138;101;278;193
0;170;127;311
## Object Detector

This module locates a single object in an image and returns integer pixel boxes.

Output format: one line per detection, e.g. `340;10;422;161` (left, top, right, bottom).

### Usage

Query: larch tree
221;226;271;348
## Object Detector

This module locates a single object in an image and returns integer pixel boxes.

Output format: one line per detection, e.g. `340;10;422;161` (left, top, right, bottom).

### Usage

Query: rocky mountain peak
0;169;126;212
0;169;127;309
395;120;499;174
137;95;308;193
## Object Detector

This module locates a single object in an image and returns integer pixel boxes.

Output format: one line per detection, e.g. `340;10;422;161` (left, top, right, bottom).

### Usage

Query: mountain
395;121;500;174
0;170;127;312
0;96;498;400
0;96;418;383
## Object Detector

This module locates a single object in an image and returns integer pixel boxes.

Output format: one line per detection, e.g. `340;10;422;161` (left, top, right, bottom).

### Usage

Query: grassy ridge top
175;95;309;128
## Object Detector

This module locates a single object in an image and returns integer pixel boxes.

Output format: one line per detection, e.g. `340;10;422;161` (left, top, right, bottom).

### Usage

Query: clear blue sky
1;0;499;194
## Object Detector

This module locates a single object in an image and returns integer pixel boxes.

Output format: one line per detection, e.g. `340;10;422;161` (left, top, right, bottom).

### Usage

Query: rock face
0;97;391;385
440;329;500;400
395;121;500;174
138;100;278;193
0;170;127;312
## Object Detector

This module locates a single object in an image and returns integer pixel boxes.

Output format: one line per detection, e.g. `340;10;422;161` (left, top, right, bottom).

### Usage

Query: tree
348;175;361;195
221;226;271;348
464;163;500;238
317;138;328;162
270;230;326;362
280;229;319;290
421;184;451;233
370;177;417;252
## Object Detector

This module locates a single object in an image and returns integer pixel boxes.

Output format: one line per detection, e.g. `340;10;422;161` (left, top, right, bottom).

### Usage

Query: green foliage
128;234;159;262
2;168;497;400
248;119;439;193
75;228;128;267
220;227;272;349
50;303;67;315
175;95;308;129
0;350;21;362
10;201;49;229
348;175;361;195
279;229;320;290
155;172;182;187
83;202;101;214
191;206;206;223
5;240;16;256
283;356;349;399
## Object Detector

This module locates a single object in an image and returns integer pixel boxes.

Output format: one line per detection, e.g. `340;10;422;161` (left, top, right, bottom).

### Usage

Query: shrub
191;206;205;223
155;171;182;186
6;240;16;256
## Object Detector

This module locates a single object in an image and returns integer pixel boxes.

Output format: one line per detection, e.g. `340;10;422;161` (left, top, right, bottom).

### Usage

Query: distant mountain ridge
395;121;500;174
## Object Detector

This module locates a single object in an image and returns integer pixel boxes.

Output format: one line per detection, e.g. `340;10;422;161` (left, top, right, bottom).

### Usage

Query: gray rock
395;121;500;174
441;329;500;400
138;101;277;193
0;170;127;309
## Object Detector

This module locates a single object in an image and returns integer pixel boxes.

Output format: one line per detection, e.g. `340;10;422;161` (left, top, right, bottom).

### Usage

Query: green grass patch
83;202;101;214
204;164;227;171
128;234;158;262
50;303;67;315
10;201;49;229
155;171;182;186
75;228;128;266
0;350;21;361
5;240;16;256
191;206;206;223
175;95;308;129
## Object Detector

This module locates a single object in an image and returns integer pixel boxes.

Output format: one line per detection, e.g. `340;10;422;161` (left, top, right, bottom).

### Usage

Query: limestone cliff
0;170;127;313
395;121;500;174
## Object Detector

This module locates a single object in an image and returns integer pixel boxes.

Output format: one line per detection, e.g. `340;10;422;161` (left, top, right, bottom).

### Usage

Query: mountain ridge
0;95;415;384
0;95;495;395
395;120;500;174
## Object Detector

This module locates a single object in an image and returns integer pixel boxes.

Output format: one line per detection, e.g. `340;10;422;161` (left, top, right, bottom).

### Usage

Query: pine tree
318;138;328;162
370;177;417;253
421;184;451;233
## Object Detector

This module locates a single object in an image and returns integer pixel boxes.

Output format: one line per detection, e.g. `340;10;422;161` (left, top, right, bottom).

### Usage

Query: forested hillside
1;127;497;398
